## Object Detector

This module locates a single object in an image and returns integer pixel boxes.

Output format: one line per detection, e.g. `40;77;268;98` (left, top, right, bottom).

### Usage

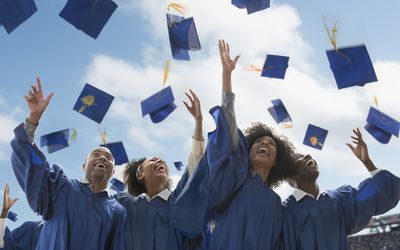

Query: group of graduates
0;40;400;250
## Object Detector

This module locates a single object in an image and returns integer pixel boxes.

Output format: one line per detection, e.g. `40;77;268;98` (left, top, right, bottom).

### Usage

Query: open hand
219;39;240;73
1;184;18;218
25;77;54;124
346;128;370;164
183;89;202;122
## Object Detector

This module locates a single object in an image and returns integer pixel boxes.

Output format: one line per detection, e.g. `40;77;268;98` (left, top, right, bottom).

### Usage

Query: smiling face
85;147;115;186
249;135;277;172
137;156;169;190
294;154;319;183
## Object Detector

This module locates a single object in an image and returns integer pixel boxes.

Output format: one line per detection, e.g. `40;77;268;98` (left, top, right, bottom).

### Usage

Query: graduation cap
40;129;75;154
73;83;114;123
174;161;183;171
141;86;177;123
326;45;377;89
267;99;292;127
7;211;17;222
303;124;328;150
261;55;289;79
109;178;125;192
59;0;118;39
231;0;270;15
100;141;129;165
324;20;377;89
0;0;37;34
364;107;400;144
166;13;201;61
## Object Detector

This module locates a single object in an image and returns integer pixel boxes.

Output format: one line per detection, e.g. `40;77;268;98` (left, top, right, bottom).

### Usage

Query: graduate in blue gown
282;128;400;250
10;78;126;250
114;90;210;250
198;40;297;250
0;184;42;250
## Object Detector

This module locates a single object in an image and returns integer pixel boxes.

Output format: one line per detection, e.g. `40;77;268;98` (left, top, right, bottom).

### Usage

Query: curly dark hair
244;122;297;188
123;157;173;196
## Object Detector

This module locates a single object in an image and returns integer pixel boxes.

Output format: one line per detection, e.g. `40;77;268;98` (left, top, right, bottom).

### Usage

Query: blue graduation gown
201;106;283;250
114;150;210;250
2;221;42;250
10;123;126;250
282;170;400;250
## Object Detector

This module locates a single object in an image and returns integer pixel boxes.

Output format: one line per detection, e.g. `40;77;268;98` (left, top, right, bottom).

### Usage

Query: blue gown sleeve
340;170;400;234
112;207;127;250
3;221;42;250
165;151;210;238
280;205;298;250
206;106;249;211
3;227;16;250
10;123;69;219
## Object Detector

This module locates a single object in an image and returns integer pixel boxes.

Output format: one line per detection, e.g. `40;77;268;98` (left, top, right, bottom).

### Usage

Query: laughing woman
114;89;210;250
199;40;297;250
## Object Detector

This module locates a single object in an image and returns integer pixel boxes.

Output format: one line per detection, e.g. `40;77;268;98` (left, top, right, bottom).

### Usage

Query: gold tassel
99;128;107;144
167;3;187;15
310;136;323;147
246;64;263;72
163;60;170;86
79;95;96;113
70;129;77;143
323;18;352;65
373;95;385;120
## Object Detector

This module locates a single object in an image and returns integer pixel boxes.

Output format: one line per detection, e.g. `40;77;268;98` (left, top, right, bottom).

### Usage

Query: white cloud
170;174;183;191
274;182;294;200
83;1;400;180
0;114;18;144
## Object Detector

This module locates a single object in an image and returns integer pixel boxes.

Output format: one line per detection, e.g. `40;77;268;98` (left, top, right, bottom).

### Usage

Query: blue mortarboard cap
40;129;70;154
326;44;377;89
59;0;118;39
73;83;114;123
166;14;201;61
364;107;400;144
267;99;292;125
141;86;177;123
174;161;183;171
100;141;129;165
231;0;270;15
109;178;125;192
261;55;289;79
303;124;328;150
0;0;37;34
7;211;17;222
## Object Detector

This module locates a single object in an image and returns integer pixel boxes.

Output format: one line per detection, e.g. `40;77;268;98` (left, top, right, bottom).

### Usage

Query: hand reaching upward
24;77;54;124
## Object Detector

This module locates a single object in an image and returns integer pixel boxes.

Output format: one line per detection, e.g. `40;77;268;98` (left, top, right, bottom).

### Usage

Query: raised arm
11;78;67;218
219;39;240;153
343;128;400;234
0;184;18;249
183;89;205;176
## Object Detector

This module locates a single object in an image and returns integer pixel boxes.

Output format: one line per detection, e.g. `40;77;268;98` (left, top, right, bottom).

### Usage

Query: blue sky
1;0;400;230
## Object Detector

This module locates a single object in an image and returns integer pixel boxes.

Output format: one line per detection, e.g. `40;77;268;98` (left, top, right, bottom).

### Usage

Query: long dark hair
123;157;173;196
244;122;297;188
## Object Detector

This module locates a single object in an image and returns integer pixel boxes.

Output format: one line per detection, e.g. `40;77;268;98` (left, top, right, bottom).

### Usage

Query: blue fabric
100;142;129;165
166;14;201;61
73;83;115;124
114;153;210;250
326;44;377;90
11;123;126;250
282;170;400;250
0;0;37;34
59;0;118;39
199;106;283;250
40;129;70;154
7;211;18;222
365;106;400;144
3;221;42;250
140;86;177;123
231;0;270;15
302;124;328;150
261;55;289;79
267;99;292;125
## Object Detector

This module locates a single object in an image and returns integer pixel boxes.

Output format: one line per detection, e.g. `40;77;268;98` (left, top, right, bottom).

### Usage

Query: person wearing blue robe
114;90;210;250
282;128;400;250
1;221;42;250
10;78;126;250
0;183;42;250
197;40;297;250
